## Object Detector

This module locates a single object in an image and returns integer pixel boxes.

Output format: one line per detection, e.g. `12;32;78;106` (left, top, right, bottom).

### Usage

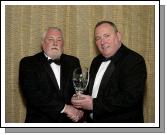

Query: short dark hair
95;21;118;32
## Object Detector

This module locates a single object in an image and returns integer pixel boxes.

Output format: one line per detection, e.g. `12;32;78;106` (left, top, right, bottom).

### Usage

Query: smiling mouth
102;46;110;50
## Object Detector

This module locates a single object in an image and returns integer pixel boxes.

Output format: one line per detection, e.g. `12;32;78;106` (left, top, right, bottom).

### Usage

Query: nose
100;38;105;45
53;40;58;46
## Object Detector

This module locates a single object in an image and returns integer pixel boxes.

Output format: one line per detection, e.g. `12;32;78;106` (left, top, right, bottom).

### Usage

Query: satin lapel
39;53;60;91
97;61;115;97
60;57;68;92
88;60;102;95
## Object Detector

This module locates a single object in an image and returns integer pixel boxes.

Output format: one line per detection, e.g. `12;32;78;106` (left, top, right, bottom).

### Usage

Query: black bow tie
101;56;112;62
48;59;61;65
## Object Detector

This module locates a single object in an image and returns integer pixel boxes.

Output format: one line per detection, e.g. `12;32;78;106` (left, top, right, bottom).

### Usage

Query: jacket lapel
97;61;115;97
39;52;60;91
60;54;68;92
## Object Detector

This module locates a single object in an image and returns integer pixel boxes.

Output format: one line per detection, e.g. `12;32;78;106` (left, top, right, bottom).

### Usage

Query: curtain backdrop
5;5;155;123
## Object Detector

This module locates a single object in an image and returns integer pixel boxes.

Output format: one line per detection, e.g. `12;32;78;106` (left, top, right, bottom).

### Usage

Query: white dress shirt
92;60;111;98
90;60;111;119
44;53;60;89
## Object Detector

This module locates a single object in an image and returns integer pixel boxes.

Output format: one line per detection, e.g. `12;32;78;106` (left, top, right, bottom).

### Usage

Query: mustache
51;47;59;50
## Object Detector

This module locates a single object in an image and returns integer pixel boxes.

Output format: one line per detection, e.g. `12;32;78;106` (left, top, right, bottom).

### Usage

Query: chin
54;53;62;59
103;54;110;58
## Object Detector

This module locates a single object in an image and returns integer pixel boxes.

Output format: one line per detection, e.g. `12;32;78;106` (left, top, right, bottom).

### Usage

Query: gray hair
41;27;63;42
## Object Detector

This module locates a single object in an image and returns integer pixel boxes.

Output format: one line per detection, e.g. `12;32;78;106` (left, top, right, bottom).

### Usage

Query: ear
117;31;122;41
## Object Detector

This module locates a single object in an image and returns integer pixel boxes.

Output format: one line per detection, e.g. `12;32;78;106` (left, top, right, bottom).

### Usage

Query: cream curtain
5;5;155;123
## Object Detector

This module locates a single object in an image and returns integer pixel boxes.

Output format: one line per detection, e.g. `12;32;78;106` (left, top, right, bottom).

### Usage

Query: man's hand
63;104;84;122
71;94;93;110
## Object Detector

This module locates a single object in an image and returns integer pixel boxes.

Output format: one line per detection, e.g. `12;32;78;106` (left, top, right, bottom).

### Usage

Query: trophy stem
76;91;82;99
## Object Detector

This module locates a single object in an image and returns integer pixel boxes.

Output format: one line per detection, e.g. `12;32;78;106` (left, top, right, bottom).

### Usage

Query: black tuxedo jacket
87;44;147;123
19;52;80;123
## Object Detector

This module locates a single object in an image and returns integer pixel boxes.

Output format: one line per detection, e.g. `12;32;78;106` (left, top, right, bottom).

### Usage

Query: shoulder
61;54;79;62
20;52;43;66
124;46;145;63
114;44;145;64
61;54;80;69
20;56;33;65
117;45;146;71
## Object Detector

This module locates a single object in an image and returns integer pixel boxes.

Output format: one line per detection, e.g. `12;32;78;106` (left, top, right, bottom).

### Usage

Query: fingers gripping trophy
72;67;89;99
